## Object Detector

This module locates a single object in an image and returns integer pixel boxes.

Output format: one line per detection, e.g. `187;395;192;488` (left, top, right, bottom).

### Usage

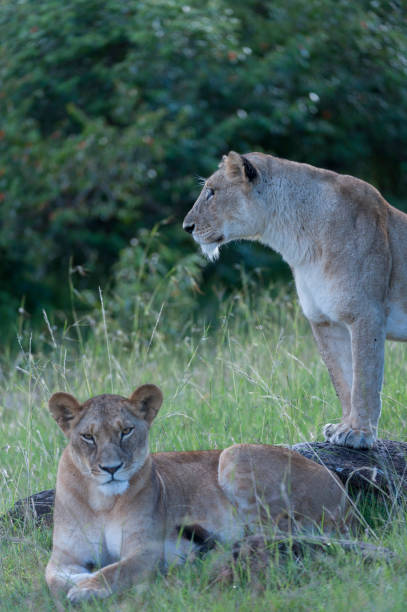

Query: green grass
1;286;407;611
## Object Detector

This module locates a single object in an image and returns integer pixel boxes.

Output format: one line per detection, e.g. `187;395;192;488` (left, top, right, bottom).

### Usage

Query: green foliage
111;223;205;340
1;0;407;330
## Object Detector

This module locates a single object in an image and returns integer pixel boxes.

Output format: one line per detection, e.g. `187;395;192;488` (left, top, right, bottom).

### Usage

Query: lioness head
183;151;267;260
49;384;163;496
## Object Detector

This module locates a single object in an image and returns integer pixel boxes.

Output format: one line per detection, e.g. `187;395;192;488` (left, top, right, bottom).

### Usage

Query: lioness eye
81;433;95;443
206;188;214;201
121;427;134;438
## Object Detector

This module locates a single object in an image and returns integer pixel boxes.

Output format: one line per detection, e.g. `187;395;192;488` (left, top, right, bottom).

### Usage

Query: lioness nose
99;462;123;475
183;221;195;234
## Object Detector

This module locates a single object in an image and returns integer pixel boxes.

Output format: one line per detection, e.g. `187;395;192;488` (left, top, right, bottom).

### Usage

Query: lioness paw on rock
46;386;350;602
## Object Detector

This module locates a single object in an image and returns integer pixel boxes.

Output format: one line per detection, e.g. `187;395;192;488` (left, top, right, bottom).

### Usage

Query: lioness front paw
323;422;376;449
67;579;111;604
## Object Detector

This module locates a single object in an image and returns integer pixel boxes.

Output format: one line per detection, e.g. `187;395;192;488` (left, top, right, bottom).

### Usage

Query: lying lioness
46;385;348;603
183;151;407;449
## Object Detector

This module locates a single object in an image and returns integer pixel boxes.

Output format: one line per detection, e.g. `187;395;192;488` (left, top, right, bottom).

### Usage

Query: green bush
110;223;205;341
1;0;406;332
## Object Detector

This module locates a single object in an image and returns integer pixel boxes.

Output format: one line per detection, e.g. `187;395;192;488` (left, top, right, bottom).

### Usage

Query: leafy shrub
1;0;406;332
111;223;205;341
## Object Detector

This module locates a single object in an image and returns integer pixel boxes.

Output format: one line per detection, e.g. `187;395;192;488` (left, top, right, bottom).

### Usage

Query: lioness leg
66;545;161;603
310;321;352;419
324;310;385;449
46;562;95;597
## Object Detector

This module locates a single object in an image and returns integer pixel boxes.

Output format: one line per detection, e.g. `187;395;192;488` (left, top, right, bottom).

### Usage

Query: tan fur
183;151;407;449
46;387;348;603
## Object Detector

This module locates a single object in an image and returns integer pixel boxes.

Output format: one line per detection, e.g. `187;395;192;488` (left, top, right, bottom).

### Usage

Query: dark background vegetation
1;0;406;338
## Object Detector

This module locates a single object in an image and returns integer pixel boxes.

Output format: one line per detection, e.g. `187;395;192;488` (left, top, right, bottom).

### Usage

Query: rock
293;439;407;495
5;488;55;526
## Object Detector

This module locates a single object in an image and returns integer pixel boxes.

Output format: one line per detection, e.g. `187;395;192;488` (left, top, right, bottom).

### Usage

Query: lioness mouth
102;476;123;486
199;235;223;244
195;233;224;245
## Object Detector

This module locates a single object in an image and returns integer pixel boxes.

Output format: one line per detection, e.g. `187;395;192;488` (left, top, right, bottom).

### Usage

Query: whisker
196;229;217;241
195;175;207;186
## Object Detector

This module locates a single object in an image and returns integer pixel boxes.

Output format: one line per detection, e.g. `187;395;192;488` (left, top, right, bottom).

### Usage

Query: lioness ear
49;392;83;436
129;384;163;425
225;151;258;183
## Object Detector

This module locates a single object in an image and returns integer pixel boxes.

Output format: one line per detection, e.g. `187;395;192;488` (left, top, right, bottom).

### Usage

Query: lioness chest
293;262;345;324
56;513;130;568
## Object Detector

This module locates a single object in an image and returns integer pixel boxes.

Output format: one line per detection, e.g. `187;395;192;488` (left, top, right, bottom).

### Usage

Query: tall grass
1;280;407;611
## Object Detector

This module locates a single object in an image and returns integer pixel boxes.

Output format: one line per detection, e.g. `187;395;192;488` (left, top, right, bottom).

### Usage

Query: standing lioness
183;152;407;449
46;385;347;603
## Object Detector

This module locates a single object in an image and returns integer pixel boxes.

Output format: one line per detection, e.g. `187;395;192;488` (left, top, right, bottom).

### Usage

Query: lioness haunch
46;385;349;603
183;151;407;449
